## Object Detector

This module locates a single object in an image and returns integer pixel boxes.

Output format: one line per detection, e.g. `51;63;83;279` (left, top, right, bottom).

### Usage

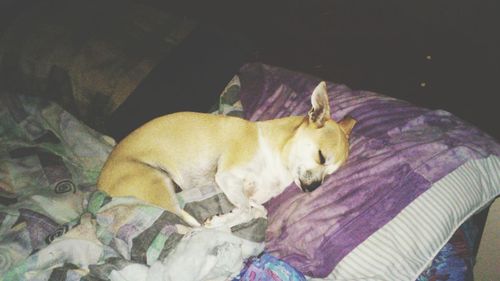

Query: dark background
1;0;499;140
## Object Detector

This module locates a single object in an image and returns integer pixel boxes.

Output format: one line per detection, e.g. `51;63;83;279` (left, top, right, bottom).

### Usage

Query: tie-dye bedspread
237;63;500;278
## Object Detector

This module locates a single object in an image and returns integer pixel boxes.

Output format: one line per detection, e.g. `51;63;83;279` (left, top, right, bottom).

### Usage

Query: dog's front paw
202;208;252;230
203;214;225;229
203;216;214;226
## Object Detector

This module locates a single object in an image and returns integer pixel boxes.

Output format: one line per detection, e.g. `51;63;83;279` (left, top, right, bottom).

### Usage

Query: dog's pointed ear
338;116;357;138
308;81;330;127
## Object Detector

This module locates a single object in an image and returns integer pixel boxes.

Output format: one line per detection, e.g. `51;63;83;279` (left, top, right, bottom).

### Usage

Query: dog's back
97;112;258;222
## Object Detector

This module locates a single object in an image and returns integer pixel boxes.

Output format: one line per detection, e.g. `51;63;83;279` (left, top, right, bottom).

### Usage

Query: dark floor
162;0;500;140
1;0;499;140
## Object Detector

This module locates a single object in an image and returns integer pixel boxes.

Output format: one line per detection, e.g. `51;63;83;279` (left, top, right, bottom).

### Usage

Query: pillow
237;63;500;280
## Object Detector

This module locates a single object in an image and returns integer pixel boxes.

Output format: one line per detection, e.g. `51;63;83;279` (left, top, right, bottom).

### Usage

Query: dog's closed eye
318;150;326;165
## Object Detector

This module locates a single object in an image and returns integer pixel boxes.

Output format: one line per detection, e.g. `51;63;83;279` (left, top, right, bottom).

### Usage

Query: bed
1;2;499;279
1;62;499;281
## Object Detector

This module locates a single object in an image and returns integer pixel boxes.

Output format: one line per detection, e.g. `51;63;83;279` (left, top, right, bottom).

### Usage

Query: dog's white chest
236;135;293;204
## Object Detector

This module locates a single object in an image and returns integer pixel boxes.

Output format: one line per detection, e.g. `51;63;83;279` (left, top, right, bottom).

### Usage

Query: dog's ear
338;116;357;138
308;81;330;127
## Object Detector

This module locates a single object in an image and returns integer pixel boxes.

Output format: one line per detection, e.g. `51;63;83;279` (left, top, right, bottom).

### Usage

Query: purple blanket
237;63;500;277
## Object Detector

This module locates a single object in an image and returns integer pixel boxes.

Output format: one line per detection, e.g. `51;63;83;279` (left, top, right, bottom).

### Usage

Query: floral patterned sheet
0;93;266;281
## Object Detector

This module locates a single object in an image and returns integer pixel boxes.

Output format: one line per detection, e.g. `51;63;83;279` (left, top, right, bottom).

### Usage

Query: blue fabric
416;217;480;281
235;252;306;281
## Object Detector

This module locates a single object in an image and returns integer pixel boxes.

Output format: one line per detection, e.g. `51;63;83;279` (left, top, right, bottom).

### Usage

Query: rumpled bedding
0;93;268;281
1;64;498;281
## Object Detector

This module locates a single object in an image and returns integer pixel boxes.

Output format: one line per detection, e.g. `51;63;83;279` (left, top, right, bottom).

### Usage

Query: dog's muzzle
300;180;322;193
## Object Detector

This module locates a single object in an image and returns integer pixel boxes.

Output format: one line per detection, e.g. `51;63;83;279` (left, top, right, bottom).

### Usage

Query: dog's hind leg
99;161;200;227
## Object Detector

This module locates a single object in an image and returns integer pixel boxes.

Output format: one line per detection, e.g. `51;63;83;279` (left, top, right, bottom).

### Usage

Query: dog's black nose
302;180;322;192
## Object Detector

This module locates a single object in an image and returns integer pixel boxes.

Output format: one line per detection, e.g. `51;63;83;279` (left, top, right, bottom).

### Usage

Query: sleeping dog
97;81;356;228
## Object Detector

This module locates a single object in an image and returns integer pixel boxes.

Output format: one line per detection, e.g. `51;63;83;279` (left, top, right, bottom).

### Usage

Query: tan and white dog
97;81;356;228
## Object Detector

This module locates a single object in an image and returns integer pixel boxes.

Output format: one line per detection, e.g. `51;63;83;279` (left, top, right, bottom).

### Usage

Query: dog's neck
256;116;305;164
